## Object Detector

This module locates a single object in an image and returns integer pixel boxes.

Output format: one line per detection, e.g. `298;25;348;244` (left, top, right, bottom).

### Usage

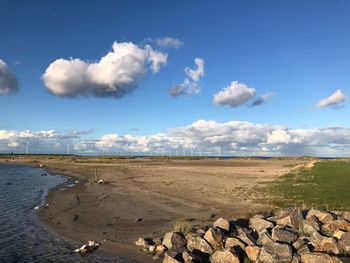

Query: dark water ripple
0;164;125;262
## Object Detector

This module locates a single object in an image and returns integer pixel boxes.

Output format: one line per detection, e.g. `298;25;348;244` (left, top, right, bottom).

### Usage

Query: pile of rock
135;207;350;262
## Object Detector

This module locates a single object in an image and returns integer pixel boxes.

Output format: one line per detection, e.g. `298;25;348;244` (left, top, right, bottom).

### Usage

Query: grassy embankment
268;160;350;210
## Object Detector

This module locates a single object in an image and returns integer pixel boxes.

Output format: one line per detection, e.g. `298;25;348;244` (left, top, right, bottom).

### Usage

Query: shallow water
0;163;124;262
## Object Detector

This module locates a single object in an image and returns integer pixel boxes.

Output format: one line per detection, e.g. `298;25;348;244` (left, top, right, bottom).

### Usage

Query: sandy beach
0;156;315;261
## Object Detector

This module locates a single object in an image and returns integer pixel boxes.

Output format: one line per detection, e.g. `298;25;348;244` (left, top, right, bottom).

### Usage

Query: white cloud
213;81;256;107
169;58;204;97
71;120;350;157
251;92;275;107
2;123;350;157
147;37;184;49
0;59;19;95
42;42;167;98
316;89;347;108
0;129;91;154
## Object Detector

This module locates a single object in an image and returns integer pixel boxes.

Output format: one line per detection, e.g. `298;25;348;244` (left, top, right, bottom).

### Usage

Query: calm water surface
0;163;124;262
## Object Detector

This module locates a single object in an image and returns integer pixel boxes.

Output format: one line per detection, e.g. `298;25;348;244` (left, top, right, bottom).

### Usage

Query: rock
339;232;350;253
97;179;105;184
153;237;162;246
271;227;298;244
162;232;187;250
188;249;211;262
213;217;230;232
340;211;350;222
156;245;166;253
204;227;224;250
182;250;194;263
297;244;310;255
333;230;346;240
257;230;273;246
249;218;274;234
292;254;301;263
236;226;256;246
306;209;333;224
149;245;156;254
224;237;245;254
336;219;350;232
210;248;240;263
135;237;152;248
301;219;320;236
322;221;339;237
316;237;341;255
163;254;182;263
332;257;344;263
73;240;100;254
300;252;334;263
259;241;293;262
308;231;326;247
276;207;303;229
134;217;143;222
187;236;213;254
245;245;260;261
293;238;307;250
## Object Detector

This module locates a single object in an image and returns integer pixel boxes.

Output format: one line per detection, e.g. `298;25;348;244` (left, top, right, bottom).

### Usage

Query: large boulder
163;232;187;250
245;245;261;261
224;237;245;254
316;237;341;255
306;209;333;224
301;219;320;236
259;241;293;263
300;252;334;263
339;232;350;253
257;230;274;246
276;207;303;229
271;227;298;244
249;218;274;234
213;217;230;232
236;226;256;246
210;248;240;263
204;227;224;250
340;211;350;222
187;236;213;254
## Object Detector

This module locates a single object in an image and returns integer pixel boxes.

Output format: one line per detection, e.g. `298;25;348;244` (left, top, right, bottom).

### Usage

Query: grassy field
269;160;350;210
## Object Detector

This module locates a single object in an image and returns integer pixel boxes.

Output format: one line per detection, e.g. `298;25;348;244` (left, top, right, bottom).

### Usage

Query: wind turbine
25;142;29;154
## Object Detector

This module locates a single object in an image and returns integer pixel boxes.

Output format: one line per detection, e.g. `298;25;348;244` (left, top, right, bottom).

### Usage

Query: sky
1;0;350;156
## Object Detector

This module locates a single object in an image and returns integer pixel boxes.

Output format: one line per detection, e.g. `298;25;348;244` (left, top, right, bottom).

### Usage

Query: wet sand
0;156;315;261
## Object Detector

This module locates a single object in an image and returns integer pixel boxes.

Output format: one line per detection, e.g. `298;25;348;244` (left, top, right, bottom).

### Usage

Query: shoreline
0;156;317;262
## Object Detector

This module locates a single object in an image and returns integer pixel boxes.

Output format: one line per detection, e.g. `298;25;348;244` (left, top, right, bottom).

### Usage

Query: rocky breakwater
135;207;350;262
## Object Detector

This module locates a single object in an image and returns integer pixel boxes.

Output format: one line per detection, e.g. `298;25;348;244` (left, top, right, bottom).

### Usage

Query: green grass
269;161;350;210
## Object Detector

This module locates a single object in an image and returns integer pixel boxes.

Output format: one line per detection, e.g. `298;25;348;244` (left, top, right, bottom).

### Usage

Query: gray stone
162;232;186;250
249;217;274;234
213;217;230;232
271;227;298;244
259;241;293;263
204;227;224;250
293;238;307;250
187;236;213;254
297;244;310;255
276;207;303;229
163;254;182;263
316;237;341;255
210;248;240;263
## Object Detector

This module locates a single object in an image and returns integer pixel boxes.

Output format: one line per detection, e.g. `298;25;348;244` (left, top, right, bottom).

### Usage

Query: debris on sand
73;240;100;254
135;207;350;262
97;179;105;185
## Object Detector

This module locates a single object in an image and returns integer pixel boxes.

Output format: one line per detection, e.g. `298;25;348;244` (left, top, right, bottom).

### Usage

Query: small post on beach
95;168;98;181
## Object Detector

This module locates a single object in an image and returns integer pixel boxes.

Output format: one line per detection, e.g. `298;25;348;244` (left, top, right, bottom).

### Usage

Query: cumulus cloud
213;81;256;107
316;89;347;108
42;42;167;98
169;58;204;97
146;37;184;49
0;59;19;95
0;129;91;154
72;120;350;157
251;92;275;107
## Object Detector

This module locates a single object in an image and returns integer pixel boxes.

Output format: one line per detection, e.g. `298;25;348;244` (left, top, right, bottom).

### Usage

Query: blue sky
1;0;350;156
